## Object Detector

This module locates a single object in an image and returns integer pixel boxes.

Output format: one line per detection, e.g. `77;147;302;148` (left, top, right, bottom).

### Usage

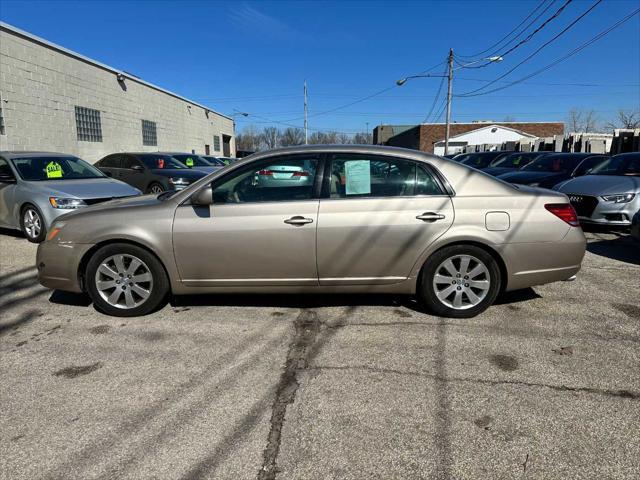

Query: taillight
545;203;579;227
292;171;310;177
258;170;273;176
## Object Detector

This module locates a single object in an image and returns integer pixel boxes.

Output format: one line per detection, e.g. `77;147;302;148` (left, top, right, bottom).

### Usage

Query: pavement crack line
258;309;322;480
307;365;639;400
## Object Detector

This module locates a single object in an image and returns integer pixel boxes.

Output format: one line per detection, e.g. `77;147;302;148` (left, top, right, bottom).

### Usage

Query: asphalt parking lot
1;228;639;480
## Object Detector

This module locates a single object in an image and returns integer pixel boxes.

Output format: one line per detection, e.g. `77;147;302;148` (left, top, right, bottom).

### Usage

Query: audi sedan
36;145;586;319
554;152;640;227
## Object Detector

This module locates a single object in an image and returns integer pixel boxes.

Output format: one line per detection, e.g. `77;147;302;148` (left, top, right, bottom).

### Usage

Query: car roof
0;151;78;159
611;152;640;160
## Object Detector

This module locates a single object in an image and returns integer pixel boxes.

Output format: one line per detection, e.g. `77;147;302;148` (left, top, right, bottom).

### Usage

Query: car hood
555;175;640;195
498;170;566;185
482;166;515;176
55;193;164;221
150;169;206;179
27;178;141;199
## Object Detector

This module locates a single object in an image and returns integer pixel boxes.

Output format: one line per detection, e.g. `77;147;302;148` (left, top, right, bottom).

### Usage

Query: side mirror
0;174;16;183
191;185;213;206
131;165;144;172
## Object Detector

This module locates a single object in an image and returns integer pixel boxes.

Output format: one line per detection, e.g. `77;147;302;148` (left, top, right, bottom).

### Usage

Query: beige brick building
0;22;235;163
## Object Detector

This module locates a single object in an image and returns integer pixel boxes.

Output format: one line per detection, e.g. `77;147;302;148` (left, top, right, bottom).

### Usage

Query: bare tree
280;127;305;146
336;133;352;144
353;132;373;144
236;124;262;151
503;115;516;122
605;109;640;130
567;108;582;133
566;108;599;132
261;126;280;150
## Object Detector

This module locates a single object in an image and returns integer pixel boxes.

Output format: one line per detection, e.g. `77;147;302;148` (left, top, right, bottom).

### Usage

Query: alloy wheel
432;254;490;310
94;254;154;309
23;208;41;239
150;184;164;193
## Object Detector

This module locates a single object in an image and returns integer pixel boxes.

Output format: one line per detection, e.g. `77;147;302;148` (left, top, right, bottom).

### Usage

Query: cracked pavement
1;228;639;479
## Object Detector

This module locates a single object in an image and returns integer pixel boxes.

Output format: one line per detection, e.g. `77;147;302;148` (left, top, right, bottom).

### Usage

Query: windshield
589;154;640;176
460;154;498;168
202;156;226;166
522;155;580;173
138;154;186;170
491;153;539;169
171;154;214;167
11;156;106;181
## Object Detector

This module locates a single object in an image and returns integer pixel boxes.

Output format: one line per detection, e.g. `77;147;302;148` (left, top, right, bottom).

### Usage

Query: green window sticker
46;161;63;179
186;157;194;167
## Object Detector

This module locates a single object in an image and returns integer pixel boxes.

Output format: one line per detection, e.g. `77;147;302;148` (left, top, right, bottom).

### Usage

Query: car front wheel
420;245;501;318
85;243;169;317
20;204;46;243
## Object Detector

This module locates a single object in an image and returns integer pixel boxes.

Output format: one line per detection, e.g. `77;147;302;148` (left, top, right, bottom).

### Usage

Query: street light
396;52;502;155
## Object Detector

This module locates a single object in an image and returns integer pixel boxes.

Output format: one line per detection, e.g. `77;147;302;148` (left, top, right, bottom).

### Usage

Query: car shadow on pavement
0;227;25;239
585;234;640;266
49;290;92;307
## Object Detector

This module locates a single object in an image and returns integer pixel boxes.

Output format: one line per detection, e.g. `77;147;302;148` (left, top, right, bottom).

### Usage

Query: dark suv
95;153;207;193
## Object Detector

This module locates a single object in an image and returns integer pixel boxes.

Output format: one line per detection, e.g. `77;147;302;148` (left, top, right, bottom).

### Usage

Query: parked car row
448;151;639;229
0;151;235;242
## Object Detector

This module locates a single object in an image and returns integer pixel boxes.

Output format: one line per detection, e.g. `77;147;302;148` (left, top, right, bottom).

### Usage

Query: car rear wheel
148;182;164;194
20;204;46;243
420;245;501;318
85;243;169;317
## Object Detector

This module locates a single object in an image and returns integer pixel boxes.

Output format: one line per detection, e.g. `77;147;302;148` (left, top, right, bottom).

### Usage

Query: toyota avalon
36;145;586;318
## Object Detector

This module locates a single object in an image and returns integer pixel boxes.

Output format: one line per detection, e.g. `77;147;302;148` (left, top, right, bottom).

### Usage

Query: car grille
567;194;598;218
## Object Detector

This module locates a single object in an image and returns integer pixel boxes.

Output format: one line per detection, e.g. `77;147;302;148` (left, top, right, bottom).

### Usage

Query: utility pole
304;80;308;145
444;48;454;156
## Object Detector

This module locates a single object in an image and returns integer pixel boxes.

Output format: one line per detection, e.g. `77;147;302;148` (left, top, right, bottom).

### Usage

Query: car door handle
416;212;446;222
284;216;314;226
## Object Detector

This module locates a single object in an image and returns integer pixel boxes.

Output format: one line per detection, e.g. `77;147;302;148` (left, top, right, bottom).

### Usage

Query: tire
85;243;169;317
147;182;165;194
420;245;501;319
20;204;46;243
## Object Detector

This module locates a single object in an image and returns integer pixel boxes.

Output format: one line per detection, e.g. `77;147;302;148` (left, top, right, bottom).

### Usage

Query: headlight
168;177;190;186
601;193;636;203
49;197;87;209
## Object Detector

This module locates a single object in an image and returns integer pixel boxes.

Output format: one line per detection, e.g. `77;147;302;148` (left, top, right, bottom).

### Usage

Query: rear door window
328;154;443;198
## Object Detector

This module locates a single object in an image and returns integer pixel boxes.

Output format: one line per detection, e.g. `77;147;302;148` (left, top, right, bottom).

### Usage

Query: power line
456;6;640;98
458;0;603;96
456;0;551;59
423;63;448;123
459;0;575;68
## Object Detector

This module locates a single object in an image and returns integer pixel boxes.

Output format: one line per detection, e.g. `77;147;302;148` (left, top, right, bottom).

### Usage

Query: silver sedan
0;152;141;242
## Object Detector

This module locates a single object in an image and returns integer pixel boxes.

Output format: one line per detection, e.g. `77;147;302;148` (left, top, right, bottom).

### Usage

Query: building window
75;106;102;142
142;119;157;146
213;135;221;151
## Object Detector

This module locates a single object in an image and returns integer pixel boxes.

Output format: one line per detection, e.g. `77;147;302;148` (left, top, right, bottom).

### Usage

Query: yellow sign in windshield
46;161;63;179
186;157;194;167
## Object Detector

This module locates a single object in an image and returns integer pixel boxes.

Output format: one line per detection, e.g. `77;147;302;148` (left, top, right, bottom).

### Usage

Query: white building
433;124;537;156
0;22;235;162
